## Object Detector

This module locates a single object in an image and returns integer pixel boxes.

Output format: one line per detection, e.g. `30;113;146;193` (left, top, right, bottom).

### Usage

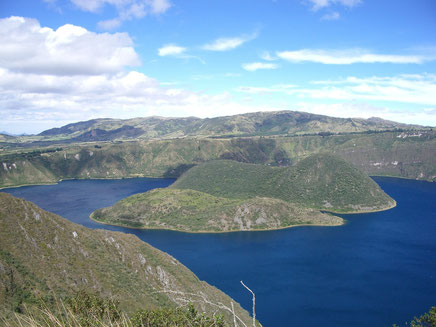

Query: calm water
3;177;436;327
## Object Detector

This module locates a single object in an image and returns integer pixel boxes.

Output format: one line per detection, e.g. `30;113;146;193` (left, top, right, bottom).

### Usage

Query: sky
0;0;436;134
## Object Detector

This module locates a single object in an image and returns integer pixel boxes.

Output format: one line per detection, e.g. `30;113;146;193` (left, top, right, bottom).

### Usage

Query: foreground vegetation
3;291;434;327
393;307;436;327
0;193;253;326
2;291;230;327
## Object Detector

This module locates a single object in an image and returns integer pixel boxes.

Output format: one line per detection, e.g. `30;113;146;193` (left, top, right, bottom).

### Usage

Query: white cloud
307;0;361;11
321;11;340;20
0;17;140;75
242;62;279;71
157;44;204;63
202;33;257;51
237;74;436;108
288;74;436;106
276;48;429;64
295;102;436;126
70;0;171;14
260;51;278;61
68;0;171;29
147;0;172;14
97;18;122;30
0;68;280;133
234;74;436;126
0;18;276;134
158;44;187;56
236;84;296;94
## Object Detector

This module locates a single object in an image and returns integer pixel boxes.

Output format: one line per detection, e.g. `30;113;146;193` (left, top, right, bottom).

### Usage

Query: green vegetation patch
172;153;396;213
0;193;253;326
92;188;343;232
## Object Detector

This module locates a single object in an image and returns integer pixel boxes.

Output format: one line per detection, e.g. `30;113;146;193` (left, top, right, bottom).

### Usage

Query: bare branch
153;289;248;327
231;301;238;327
240;280;256;327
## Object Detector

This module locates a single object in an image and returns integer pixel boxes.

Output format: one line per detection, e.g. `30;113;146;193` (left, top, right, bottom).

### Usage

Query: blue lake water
3;177;436;327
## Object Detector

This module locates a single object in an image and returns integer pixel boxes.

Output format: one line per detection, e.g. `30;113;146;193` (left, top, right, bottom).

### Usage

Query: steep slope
172;154;396;213
1;130;435;189
0;193;253;325
92;188;343;232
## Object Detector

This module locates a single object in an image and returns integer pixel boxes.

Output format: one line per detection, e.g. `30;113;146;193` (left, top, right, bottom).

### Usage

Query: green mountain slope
172;154;396;213
91;188;343;232
0;193;253;325
1;130;435;189
1;110;426;145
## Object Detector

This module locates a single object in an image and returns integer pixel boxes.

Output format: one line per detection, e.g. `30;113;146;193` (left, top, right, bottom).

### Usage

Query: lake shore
90;212;346;234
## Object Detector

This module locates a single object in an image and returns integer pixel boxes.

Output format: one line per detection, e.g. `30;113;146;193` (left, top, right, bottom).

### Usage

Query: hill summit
33;110;425;143
171;153;396;213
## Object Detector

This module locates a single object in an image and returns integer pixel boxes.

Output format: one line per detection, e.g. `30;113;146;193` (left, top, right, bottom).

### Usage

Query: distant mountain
35;111;426;142
0;193;253;325
0;133;16;142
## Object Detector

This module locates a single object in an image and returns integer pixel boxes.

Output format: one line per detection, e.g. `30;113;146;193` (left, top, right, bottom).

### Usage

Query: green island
91;153;395;232
0;192;255;326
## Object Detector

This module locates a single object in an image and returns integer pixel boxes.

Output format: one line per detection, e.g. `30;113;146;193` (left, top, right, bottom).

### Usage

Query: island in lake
91;153;396;232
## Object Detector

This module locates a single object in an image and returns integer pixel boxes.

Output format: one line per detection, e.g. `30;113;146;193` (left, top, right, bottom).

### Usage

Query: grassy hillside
1;130;435;189
1;110;428;145
92;188;343;232
172;154;396;213
0;193;254;326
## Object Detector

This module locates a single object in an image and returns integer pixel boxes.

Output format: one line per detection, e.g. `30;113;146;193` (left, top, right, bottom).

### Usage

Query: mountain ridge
23;110;431;143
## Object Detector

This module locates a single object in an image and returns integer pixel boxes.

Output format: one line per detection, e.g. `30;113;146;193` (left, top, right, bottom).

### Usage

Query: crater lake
3;176;436;327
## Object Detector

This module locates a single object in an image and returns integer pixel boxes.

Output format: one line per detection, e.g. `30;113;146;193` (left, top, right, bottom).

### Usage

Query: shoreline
322;199;397;215
370;174;435;183
89;199;397;234
0;175;175;190
0;181;59;190
1;173;434;190
90;212;346;234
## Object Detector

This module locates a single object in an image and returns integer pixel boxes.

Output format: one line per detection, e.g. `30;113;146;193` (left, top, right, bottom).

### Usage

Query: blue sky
0;0;435;134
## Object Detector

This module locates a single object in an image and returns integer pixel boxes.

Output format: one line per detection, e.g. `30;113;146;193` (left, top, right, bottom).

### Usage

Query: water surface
4;177;436;327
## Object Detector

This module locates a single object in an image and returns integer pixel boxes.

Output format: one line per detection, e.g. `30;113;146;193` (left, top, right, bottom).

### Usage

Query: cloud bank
0;16;140;75
63;0;172;29
0;17;273;134
276;48;428;64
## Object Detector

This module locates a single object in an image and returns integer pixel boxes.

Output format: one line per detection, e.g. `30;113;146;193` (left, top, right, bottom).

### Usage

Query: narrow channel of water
3;177;436;327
